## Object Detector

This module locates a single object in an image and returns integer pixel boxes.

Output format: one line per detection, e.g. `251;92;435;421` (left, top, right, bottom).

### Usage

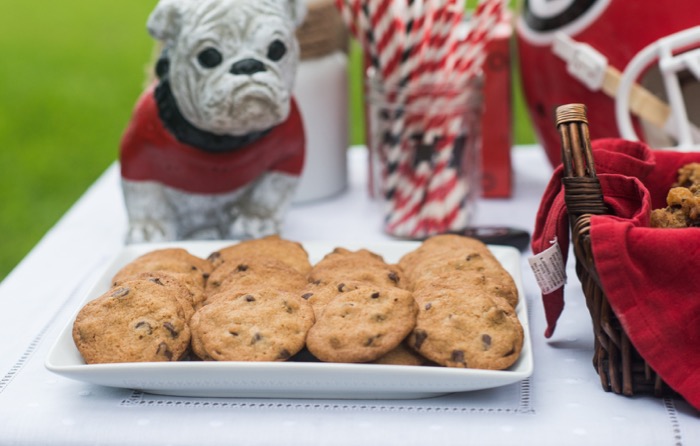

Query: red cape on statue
120;86;305;194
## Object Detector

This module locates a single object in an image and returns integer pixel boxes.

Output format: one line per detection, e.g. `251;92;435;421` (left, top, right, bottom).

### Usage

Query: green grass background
0;1;534;281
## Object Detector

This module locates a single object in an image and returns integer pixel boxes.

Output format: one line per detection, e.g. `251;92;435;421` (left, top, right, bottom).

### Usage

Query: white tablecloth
0;146;697;445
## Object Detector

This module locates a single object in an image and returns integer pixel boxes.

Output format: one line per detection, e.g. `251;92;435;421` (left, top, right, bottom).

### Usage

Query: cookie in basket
674;162;700;188
190;288;314;361
305;286;418;363
406;287;523;370
72;279;191;364
308;247;406;289
207;235;312;275
204;256;308;304
650;186;700;228
112;248;212;288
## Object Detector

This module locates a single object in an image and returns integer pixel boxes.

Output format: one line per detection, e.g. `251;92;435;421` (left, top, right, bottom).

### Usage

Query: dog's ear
285;0;307;28
147;0;185;45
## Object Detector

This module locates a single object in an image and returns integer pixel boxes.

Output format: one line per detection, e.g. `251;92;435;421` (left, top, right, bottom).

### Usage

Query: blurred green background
0;1;535;281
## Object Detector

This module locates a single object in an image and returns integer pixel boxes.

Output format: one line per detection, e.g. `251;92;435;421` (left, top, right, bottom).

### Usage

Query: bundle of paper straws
336;0;506;237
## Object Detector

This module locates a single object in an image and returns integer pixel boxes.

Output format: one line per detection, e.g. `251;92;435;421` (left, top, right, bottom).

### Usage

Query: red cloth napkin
532;138;700;410
531;138;655;338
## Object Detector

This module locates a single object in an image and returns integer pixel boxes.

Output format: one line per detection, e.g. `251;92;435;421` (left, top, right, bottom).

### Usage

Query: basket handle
555;104;608;284
555;104;608;219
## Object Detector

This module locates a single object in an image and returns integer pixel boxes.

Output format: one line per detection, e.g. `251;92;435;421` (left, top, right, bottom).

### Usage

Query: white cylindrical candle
292;0;349;203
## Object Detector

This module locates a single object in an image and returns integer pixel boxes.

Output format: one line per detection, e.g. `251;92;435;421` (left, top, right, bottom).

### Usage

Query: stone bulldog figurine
120;0;306;242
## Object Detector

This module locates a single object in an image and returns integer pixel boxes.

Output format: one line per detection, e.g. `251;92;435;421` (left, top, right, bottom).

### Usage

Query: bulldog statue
120;0;306;243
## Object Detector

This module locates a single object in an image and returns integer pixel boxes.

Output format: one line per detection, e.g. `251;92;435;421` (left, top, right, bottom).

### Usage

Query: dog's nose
229;58;267;76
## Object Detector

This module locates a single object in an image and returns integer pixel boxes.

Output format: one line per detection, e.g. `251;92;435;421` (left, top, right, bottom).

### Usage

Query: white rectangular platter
46;240;532;400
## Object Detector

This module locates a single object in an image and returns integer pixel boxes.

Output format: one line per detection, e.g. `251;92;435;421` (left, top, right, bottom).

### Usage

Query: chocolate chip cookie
371;342;432;366
190;288;315;361
299;281;366;318
113;271;199;321
112;248;212;288
207;235;312;275
308;248;406;289
72;279;190;364
306;286;418;363
399;234;518;307
406;287;523;370
205;257;308;304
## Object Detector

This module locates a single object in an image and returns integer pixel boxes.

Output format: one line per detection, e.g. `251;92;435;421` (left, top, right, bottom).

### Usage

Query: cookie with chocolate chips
72;279;190;364
650;186;700;228
112;248;212;288
204;257;308;304
371;342;433;366
399;234;518;307
299;281;366;318
190;288;314;361
407;287;523;370
207;235;312;275
113;271;199;321
305;286;418;363
308;248;406;289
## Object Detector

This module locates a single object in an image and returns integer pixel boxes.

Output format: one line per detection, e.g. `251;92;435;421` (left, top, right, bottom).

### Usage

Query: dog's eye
197;47;223;68
267;40;287;62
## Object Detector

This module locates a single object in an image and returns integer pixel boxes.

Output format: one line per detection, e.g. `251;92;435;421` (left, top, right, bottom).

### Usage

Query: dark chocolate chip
412;329;428;350
163;322;179;338
277;349;291;360
207;252;221;262
425;303;432;310
451;349;466;365
482;334;492;350
156;342;173;360
237;264;249;272
371;292;380;299
364;335;380;346
388;271;400;284
337;283;346;292
503;344;517;357
250;332;262;344
301;292;314;300
134;321;153;335
149;277;164;286
244;295;256;302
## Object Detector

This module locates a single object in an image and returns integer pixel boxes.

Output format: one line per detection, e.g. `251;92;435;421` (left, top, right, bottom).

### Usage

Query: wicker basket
554;104;673;398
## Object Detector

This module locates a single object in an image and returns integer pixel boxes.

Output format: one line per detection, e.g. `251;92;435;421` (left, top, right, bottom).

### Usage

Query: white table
0;146;697;445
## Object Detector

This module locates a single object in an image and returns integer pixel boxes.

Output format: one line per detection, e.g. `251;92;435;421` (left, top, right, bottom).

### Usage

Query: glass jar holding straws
366;67;484;238
336;0;506;237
